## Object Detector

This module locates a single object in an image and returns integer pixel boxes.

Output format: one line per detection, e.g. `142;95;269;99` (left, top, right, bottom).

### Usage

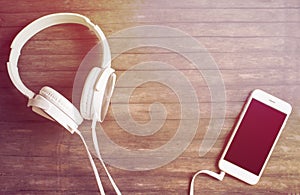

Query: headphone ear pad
99;72;116;122
80;67;101;120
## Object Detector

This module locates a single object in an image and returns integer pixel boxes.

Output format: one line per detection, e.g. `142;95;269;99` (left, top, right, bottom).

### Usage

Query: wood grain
0;0;299;194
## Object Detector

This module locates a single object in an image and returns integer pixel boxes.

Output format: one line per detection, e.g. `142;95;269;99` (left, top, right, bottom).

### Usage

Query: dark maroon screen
224;99;286;175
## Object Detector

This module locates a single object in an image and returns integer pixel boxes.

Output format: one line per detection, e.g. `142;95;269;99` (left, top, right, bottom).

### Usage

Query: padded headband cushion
40;86;83;125
7;13;111;100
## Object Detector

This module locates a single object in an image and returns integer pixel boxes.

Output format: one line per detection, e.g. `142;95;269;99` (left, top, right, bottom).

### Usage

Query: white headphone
7;13;120;195
7;12;116;133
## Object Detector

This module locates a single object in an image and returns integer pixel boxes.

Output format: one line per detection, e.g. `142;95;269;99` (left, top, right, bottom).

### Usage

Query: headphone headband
7;13;111;99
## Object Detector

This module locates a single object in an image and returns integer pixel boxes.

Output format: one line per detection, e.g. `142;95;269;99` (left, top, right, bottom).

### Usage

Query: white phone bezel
219;89;292;185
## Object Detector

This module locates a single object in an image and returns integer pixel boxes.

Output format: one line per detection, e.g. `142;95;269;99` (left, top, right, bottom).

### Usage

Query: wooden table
0;0;299;194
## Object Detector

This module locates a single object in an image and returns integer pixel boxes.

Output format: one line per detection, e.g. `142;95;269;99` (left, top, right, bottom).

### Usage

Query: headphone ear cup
40;86;83;125
99;72;116;122
80;67;116;122
28;92;79;133
80;67;101;120
27;86;84;133
29;96;55;121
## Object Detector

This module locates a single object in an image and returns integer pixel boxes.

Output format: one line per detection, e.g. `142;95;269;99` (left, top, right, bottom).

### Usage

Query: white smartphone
219;89;292;185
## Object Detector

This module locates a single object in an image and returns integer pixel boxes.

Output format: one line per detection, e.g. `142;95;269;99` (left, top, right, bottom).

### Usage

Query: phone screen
224;98;287;175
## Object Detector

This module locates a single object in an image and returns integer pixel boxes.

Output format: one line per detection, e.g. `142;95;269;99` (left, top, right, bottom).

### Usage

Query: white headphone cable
73;121;121;195
74;128;106;195
189;170;225;195
91;112;122;195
